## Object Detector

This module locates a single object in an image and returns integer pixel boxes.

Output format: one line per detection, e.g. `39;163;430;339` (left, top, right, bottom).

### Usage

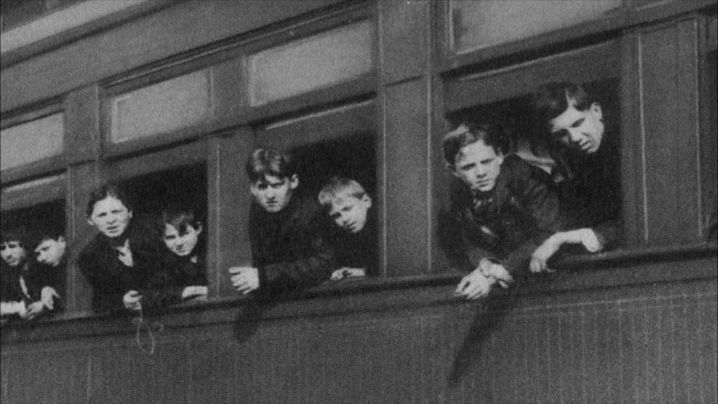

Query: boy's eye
570;118;585;128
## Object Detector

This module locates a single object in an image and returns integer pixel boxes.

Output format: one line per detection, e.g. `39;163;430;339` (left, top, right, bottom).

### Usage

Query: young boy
528;82;620;272
318;176;377;280
228;148;336;297
30;227;66;314
440;122;563;300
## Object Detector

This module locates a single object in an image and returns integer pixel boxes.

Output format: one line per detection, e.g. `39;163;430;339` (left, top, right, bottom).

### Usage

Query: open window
255;100;379;277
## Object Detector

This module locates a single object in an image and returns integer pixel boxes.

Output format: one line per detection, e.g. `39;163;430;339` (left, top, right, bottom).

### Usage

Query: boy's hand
229;267;260;295
40;286;59;310
23;301;46;320
479;259;513;287
530;235;562;273
123;290;142;312
574;228;603;253
330;267;366;281
454;269;495;300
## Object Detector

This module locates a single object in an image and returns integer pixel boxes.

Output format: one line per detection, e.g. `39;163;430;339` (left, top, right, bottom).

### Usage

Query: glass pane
1;113;63;170
249;21;375;106
110;70;211;143
451;0;621;53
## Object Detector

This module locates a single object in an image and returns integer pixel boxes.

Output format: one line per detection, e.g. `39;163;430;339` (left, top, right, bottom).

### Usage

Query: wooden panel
621;31;647;246
379;0;429;84
0;0;345;112
64;85;100;164
207;128;255;298
640;19;701;244
0;112;63;171
66;162;102;314
384;79;430;276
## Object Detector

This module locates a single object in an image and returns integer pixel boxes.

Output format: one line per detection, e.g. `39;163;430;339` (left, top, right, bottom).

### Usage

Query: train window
119;163;207;231
108;69;211;144
1;199;67;320
449;0;620;54
0;112;63;171
256;100;379;277
441;77;622;273
248;20;375;106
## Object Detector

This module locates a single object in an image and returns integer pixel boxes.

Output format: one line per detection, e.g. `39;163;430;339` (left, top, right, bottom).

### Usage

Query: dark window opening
1;199;67;317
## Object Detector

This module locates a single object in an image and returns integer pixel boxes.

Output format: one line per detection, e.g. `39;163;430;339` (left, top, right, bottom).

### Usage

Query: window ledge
1;242;715;343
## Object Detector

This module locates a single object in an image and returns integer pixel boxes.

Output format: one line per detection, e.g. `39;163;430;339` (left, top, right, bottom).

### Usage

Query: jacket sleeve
502;158;563;275
258;215;336;294
438;206;475;273
78;247;124;314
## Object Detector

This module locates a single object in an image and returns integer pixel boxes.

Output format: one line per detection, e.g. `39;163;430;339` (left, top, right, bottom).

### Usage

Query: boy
440;122;563;300
30;227;66;313
228;148;335;297
529;82;621;272
318;176;377;280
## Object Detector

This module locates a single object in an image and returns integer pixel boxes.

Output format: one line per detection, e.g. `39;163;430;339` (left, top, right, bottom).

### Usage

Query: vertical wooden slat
64;85;100;165
207;128;254;298
639;18;701;244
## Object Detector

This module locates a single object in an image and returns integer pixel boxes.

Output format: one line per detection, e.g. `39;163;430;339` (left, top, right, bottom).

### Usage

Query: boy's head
246;148;298;213
159;207;203;257
532;81;604;154
442;123;505;193
86;183;133;239
318;176;372;233
1;226;30;267
34;228;66;267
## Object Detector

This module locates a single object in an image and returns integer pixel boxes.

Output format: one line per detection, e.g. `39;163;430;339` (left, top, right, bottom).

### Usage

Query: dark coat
79;219;167;314
143;249;207;312
0;261;29;305
440;154;563;276
550;130;621;249
327;210;378;276
249;194;335;296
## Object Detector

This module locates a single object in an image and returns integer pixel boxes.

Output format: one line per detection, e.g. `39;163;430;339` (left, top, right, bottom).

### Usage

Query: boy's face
250;174;298;213
329;194;372;234
451;139;504;193
34;237;66;267
1;241;27;267
87;196;133;238
163;223;201;257
548;98;604;154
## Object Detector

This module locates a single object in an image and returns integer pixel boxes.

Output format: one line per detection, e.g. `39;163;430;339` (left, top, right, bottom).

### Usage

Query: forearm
1;301;26;317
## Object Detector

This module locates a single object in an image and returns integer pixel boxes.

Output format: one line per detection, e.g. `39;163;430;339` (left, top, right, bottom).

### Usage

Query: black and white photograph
1;0;716;403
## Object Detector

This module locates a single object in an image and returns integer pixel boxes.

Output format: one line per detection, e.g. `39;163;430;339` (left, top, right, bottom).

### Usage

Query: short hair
1;226;31;248
86;182;132;217
442;122;506;167
159;206;202;235
35;226;65;243
245;148;297;183
318;176;368;208
532;81;594;124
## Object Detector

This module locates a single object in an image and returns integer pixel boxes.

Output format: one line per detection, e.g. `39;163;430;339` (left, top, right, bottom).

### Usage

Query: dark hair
531;81;594;124
442;122;507;167
1;226;31;248
85;182;132;217
245;148;297;183
35;226;65;243
159;206;202;236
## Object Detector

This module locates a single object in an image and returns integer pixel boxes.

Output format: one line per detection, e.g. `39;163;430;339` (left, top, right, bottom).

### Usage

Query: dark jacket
0;261;29;305
24;258;66;310
79;219;167;314
440;154;563;276
249;195;335;296
550;130;621;249
143;249;207;312
328;209;378;275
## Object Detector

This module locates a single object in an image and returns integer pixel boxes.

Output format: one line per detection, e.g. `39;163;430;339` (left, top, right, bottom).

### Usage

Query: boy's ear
196;224;203;235
289;174;299;190
589;102;603;120
364;194;372;208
